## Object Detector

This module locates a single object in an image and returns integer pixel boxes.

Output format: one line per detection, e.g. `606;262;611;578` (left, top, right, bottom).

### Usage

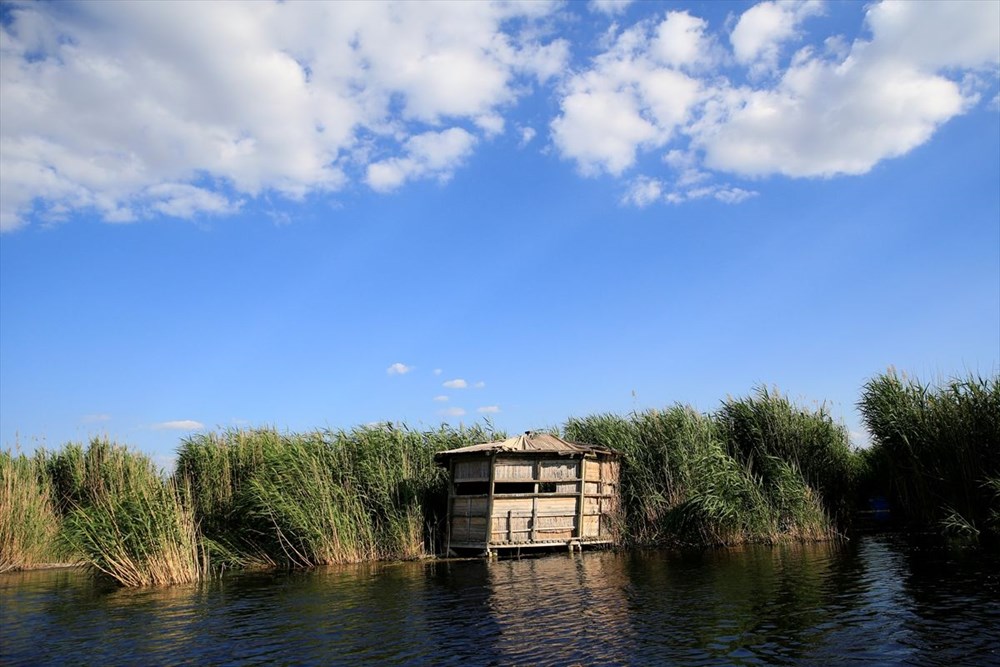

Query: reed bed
716;388;855;525
44;439;209;586
0;451;63;571
564;389;845;548
4;373;996;586
175;423;497;569
858;371;1000;540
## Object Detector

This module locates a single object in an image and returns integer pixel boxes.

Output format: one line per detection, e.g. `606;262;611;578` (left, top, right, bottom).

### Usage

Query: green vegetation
564;389;849;548
1;371;996;586
0;451;62;572
43;440;207;586
175;424;493;569
858;371;1000;541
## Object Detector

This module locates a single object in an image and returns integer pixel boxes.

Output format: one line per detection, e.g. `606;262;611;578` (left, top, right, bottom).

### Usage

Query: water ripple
2;536;999;666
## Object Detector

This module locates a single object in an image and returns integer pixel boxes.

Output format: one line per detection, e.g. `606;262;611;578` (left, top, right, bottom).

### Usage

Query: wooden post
485;453;496;550
576;456;586;541
507;510;513;543
531;496;538;543
598;457;605;538
445;458;454;555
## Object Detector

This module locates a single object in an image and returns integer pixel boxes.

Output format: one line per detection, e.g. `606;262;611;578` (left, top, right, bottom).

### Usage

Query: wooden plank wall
448;455;621;548
581;458;619;540
450;458;490;544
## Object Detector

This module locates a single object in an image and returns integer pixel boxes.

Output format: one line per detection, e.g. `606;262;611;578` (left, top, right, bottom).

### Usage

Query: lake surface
2;535;998;666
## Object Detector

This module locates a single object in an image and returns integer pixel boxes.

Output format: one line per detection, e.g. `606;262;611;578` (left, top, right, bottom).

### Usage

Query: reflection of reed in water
621;540;871;665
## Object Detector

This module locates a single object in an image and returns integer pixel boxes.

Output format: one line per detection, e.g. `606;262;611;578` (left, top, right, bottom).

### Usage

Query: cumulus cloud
474;381;486;389
518;126;537;147
695;1;997;178
0;0;567;230
439;407;466;417
443;378;468;389
730;0;823;76
147;184;243;219
552;0;999;203
433;395;449;402
621;176;664;207
651;11;718;69
386;362;413;375
2;1;996;227
588;0;633;17
366;128;476;191
151;420;204;431
712;187;758;204
477;405;501;414
551;14;704;176
433;368;443;376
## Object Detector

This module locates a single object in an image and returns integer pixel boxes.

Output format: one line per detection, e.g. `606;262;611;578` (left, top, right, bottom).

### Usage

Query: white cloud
621;176;663;207
366;128;477;192
518;126;537;147
477;405;501;414
433;368;443;376
713;187;758;204
386;362;413;375
474;381;486;389
663;181;759;205
553;0;999;198
433;395;449;402
151;420;204;431
702;1;999;178
552;90;660;175
439;407;466;417
730;1;823;76
588;0;633;17
81;413;111;424
863;0;1000;70
0;1;566;230
443;378;468;389
651;11;717;69
146;184;242;219
697;36;975;178
551;16;703;176
2;1;995;227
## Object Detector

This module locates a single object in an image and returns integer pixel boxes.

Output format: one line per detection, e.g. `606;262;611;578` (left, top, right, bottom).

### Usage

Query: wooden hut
435;432;620;555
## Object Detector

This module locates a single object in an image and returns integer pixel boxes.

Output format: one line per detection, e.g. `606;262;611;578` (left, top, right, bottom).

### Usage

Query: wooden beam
484;452;496;548
576;456;586;540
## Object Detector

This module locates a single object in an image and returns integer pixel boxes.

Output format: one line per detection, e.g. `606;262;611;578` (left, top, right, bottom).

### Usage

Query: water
2;535;998;666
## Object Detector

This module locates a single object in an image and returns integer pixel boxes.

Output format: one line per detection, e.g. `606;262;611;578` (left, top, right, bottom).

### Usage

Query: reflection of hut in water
483;552;634;664
435;432;620;555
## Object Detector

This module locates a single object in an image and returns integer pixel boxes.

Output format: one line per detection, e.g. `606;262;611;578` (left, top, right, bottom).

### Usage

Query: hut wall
581;458;620;540
454;459;490;481
449;457;491;544
447;453;620;549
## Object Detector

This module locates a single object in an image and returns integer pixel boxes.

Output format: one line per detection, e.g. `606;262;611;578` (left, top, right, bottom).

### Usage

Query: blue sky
1;0;998;464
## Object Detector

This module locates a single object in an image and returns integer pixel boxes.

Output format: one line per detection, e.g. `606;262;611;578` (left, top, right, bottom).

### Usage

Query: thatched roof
435;431;614;462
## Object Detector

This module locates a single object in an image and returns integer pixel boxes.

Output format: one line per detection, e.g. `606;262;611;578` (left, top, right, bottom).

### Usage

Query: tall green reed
859;371;1000;539
717;387;855;525
0;451;63;571
565;394;838;548
175;423;498;568
53;439;208;586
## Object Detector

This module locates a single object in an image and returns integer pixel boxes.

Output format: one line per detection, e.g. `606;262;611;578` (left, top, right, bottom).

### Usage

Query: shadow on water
2;536;998;666
896;536;1000;666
